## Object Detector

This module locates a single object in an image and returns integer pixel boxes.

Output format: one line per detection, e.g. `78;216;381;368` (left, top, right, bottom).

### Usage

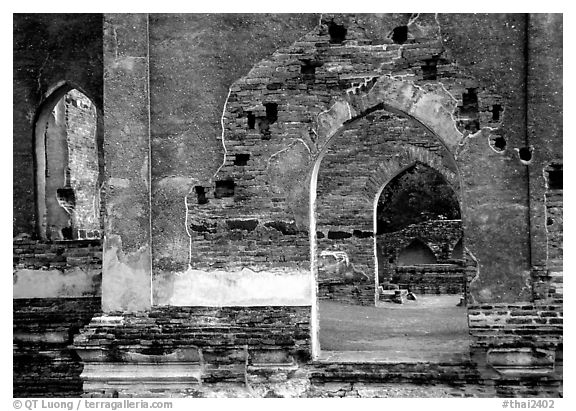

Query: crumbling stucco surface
100;14;153;312
101;235;151;312
13;268;101;298
153;268;310;306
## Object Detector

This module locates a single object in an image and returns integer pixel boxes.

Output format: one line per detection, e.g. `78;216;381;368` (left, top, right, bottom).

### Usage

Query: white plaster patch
154;176;197;191
155;268;311;306
13;268;100;298
102;237;152;312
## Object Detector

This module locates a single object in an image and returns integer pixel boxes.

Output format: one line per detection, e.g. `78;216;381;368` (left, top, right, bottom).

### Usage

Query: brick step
308;357;480;384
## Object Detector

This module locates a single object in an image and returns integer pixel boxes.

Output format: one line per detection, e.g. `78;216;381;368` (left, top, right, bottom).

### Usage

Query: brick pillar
101;14;152;312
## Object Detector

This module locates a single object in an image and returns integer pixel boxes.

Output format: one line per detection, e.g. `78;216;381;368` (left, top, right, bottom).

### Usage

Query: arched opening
375;162;464;295
397;239;437;266
311;106;470;361
34;85;104;241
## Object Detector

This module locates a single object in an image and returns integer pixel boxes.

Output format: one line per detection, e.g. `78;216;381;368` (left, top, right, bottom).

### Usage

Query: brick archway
309;78;465;358
364;146;459;204
313;76;464;157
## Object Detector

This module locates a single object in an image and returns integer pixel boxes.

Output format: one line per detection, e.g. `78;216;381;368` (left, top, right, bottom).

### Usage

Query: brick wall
377;220;463;287
74;306;311;396
13;237;102;271
13;297;101;397
468;303;563;348
312;112;458;304
318;283;374;305
395;265;465;294
65;90;101;239
176;15;480;280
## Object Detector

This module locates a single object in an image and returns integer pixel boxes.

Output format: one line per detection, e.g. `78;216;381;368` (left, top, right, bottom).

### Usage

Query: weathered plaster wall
525;14;563;302
43;98;71;239
167;13;534;306
13;13;551;306
13;13;103;237
13;15;105;397
148;14;320;297
101;14;152;312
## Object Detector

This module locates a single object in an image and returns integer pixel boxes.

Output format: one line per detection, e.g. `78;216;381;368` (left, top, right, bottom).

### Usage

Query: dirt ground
318;295;470;362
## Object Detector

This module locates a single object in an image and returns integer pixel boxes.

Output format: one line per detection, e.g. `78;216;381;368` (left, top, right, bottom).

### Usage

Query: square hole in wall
546;165;563;190
195;186;208;204
247;112;255;129
215;180;235;198
234;153;250;166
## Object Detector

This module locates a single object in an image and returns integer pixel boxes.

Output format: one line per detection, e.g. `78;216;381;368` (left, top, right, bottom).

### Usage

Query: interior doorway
312;108;470;362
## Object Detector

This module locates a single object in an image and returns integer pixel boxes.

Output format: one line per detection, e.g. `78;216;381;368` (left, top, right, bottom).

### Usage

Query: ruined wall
151;13;487;306
13;297;101;397
374;220;464;294
65;90;101;238
526;15;563;302
74;306;311;397
13;239;102;298
13;14;104;398
148;14;320;306
149;12;537;308
378;219;463;264
13;14;103;237
377;219;463;283
394;266;465;295
13;13;563;398
39;90;101;241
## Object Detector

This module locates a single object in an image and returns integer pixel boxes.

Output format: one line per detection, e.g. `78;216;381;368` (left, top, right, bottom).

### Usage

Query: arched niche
34;83;104;241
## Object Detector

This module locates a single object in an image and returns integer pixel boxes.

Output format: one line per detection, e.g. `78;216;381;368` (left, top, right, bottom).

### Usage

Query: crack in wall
437;81;458;104
407;13;421;27
213;88;233;179
465;246;480;304
295;138;312;154
112;26;119;59
266;138;312;170
184;190;193;270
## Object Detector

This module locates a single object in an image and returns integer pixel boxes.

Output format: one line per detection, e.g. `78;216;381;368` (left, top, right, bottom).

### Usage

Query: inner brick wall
65;90;101;239
314;111;457;304
377;220;463;284
13;238;103;272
